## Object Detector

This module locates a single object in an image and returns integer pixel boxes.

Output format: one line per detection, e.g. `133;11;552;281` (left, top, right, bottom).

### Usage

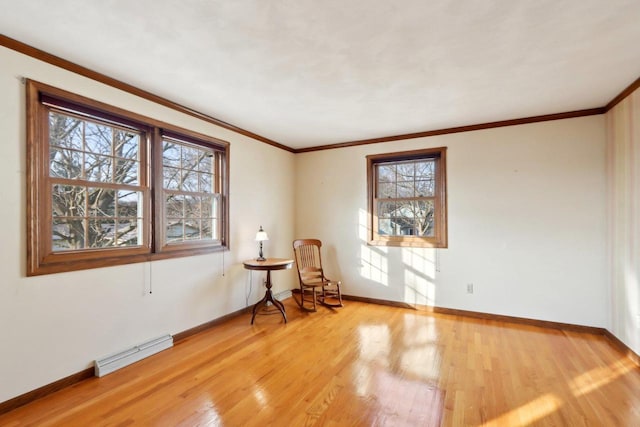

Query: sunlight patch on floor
353;324;391;397
196;398;223;426
569;359;633;397
402;314;439;344
482;393;563;426
357;324;391;364
252;385;269;408
373;370;444;426
399;315;441;381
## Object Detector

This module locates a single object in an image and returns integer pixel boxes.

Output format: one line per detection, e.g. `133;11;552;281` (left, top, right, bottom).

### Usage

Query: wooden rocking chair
292;239;343;311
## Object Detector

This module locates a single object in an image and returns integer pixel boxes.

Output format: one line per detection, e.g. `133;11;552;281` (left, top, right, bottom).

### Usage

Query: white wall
607;87;640;356
0;46;296;403
295;116;608;328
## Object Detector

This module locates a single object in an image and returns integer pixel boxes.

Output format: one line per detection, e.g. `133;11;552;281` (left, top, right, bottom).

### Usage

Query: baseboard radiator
94;334;173;377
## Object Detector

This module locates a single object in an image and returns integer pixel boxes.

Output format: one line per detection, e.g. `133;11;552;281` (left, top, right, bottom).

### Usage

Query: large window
367;147;447;248
27;80;229;275
49;110;145;252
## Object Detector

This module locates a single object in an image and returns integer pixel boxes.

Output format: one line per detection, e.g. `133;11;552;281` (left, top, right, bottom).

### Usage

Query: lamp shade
255;226;269;242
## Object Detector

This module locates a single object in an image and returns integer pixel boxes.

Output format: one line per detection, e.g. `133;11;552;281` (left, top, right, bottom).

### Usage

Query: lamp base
257;241;265;261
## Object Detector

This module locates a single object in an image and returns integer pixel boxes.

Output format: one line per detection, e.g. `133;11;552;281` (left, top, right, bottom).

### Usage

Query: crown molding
0;34;294;153
294;108;606;153
606;75;640;111
2;34;638;154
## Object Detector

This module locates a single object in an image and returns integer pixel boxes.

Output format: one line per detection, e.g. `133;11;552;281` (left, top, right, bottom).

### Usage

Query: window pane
415;161;435;179
397;181;415;198
377;164;396;183
415;179;434;197
166;220;184;243
85;154;113;182
117;190;141;217
378;218;392;235
88;188;116;217
88;219;115;248
396;201;416;218
52;218;86;251
50;148;82;179
199;153;213;172
163;166;180;190
181;145;199;170
182;169;198;192
377;200;395;218
200;172;213;193
202;219;214;239
163;142;181;167
396;162;415;181
165;194;184;218
393;214;414;235
84;122;112;155
184;195;200;218
202;195;214;218
115;219;139;246
184;219;201;240
49;113;83;150
114;131;139;160
377;182;395;198
415;200;435;237
52;184;86;217
114;159;139;185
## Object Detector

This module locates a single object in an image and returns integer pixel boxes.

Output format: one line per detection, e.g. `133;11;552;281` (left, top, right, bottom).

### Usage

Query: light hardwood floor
1;298;639;426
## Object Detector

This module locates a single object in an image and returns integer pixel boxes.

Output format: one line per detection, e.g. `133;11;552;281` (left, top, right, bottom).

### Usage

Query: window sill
368;239;447;249
28;245;227;276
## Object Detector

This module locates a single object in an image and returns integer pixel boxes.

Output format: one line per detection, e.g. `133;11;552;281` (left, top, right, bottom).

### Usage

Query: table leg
251;270;287;324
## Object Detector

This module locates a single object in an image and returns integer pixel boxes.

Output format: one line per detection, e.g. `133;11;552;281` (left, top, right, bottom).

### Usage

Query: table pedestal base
251;270;287;324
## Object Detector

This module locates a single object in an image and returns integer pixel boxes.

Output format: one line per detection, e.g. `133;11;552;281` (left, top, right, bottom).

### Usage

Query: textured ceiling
1;0;639;149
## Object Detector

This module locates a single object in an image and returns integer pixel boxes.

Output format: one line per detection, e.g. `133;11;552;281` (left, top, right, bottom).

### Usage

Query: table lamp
255;226;269;261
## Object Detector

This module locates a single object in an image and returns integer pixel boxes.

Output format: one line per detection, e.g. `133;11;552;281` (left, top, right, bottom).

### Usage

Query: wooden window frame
367;147;447;248
155;129;227;253
26;80;230;276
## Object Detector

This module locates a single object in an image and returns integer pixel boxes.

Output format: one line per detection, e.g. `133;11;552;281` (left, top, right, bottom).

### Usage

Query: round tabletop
243;258;294;271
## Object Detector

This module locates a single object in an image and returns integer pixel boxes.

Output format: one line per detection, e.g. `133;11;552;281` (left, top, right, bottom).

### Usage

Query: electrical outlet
467;283;474;294
636;314;640;329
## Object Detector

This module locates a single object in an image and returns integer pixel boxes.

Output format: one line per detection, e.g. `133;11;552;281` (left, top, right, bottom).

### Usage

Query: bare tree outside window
27;80;230;275
375;159;436;237
367;147;447;248
162;138;220;244
49;111;143;251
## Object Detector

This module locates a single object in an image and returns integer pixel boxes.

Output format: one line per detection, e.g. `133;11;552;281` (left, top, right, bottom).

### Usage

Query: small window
27;80;229;275
159;134;223;249
367;147;447;248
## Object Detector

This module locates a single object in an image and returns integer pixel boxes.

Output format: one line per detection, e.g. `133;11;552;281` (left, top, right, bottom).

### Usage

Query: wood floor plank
1;299;639;426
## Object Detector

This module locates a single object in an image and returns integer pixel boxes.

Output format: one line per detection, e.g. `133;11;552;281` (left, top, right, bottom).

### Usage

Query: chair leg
294;285;319;312
319;280;343;308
